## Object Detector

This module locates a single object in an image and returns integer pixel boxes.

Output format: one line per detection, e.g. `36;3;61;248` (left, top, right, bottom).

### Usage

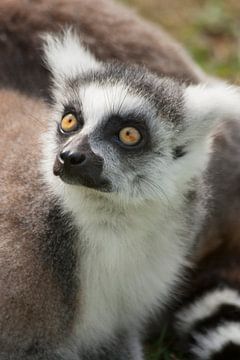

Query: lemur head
43;30;240;204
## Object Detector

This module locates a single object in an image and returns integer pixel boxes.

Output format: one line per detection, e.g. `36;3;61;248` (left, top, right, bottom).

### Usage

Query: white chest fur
64;191;191;347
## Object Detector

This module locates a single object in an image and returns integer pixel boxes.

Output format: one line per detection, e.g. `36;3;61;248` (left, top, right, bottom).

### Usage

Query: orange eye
60;113;78;133
119;127;141;146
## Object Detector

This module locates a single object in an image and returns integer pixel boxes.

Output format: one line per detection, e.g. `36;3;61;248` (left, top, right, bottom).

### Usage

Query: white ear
43;29;101;81
178;83;240;148
169;83;240;190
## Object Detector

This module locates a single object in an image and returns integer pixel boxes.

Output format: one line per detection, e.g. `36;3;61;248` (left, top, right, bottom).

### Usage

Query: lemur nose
55;139;108;189
60;150;86;165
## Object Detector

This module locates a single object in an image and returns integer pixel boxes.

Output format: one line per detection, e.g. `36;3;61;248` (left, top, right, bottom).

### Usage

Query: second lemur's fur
175;120;240;359
0;0;205;98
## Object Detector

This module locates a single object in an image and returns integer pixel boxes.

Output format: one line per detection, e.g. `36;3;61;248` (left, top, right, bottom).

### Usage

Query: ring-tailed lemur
1;29;240;359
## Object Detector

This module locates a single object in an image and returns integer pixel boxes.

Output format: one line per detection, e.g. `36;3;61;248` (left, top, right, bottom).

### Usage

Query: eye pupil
61;113;78;133
119;127;141;146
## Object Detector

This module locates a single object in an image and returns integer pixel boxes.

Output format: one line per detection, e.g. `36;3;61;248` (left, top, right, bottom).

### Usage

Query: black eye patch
173;145;186;159
56;104;84;139
102;113;150;152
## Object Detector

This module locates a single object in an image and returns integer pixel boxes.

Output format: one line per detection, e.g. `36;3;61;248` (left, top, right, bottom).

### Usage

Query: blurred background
119;0;240;84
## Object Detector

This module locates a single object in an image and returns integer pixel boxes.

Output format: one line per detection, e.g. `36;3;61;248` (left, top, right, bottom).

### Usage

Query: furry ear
176;83;240;149
42;29;101;81
168;84;240;189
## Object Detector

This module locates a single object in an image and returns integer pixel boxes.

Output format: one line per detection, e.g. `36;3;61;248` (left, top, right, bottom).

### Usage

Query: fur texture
174;120;240;359
0;90;77;358
0;0;206;98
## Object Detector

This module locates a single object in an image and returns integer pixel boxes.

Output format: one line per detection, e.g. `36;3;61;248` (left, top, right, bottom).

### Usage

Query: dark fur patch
179;250;240;310
101;113;151;153
80;333;141;360
173;145;186;159
40;200;79;305
210;343;240;360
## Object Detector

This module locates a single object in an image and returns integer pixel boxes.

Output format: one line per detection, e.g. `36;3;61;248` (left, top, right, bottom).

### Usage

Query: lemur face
51;65;185;199
43;30;240;203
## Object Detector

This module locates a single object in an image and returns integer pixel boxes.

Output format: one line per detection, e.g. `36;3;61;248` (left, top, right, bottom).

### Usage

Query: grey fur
66;63;185;124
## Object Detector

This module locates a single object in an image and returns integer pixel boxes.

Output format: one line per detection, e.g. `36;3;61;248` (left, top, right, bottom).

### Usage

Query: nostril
59;150;70;162
69;152;86;165
60;150;86;165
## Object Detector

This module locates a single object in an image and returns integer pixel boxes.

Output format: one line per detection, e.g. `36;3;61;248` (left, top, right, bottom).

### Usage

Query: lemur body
1;1;240;359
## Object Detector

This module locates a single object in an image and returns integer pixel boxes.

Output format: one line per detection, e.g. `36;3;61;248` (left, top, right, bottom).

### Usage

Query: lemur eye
60;113;79;133
119;127;141;146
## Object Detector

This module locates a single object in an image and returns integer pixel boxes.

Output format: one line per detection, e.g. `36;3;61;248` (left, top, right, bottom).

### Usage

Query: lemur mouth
53;157;63;177
53;155;111;192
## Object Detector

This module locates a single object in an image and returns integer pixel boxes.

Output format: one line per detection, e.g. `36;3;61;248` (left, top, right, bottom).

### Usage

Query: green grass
119;0;240;84
145;326;183;360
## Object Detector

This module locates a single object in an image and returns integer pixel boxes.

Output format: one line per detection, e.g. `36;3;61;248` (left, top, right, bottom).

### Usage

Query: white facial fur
41;31;240;350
